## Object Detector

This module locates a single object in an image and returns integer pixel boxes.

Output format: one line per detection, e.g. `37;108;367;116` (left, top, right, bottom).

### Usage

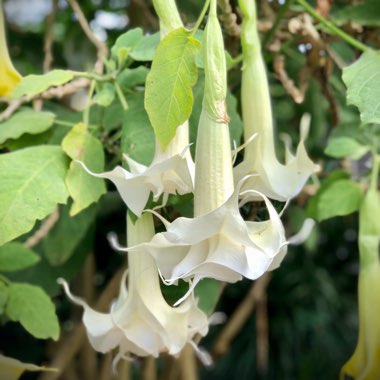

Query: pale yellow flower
0;1;21;97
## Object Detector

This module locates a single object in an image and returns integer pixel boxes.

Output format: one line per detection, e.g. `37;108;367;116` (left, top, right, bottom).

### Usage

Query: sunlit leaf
12;70;76;98
145;27;200;148
343;50;380;125
130;32;160;61
0;146;69;246
62;123;106;215
0;109;55;144
6;283;59;340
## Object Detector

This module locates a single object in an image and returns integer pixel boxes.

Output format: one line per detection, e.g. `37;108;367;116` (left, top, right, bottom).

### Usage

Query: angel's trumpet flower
340;157;380;380
234;0;319;202
0;0;21;97
59;213;209;368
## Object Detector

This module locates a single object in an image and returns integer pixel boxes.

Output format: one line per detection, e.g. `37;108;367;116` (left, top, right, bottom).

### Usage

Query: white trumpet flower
111;178;287;305
79;121;194;217
234;0;319;202
58;213;209;368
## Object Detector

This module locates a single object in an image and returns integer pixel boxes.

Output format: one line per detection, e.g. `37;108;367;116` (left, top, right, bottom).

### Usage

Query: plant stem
263;0;294;48
83;80;95;126
114;81;128;111
297;0;368;52
191;0;211;37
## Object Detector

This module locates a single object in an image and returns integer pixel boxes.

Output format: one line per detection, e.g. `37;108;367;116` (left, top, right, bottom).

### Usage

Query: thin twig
79;255;98;380
178;344;198;380
212;274;271;357
255;288;269;375
99;353;113;380
142;357;156;380
273;54;309;104
117;359;131;380
43;0;58;73
24;207;60;249
218;0;241;37
0;77;90;122
38;268;125;380
67;0;108;73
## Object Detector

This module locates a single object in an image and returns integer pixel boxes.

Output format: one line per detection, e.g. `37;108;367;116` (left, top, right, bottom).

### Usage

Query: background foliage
1;0;379;379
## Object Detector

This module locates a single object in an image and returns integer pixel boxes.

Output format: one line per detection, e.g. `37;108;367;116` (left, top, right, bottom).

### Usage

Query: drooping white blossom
58;213;209;368
79;121;194;217
234;0;319;202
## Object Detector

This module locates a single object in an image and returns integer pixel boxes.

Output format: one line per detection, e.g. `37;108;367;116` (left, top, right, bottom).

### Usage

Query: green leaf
0;243;40;272
0;282;8;314
343;50;380;125
308;177;364;221
43;203;96;266
6;283;59;340
0;109;55;144
0;146;69;246
195;279;222;315
103;101;127;132
145;27;200;148
117;66;149;91
94;83;115;107
121;92;155;165
129;32;160;61
111;28;144;58
333;0;380;27
62;123;106;215
12;70;75;98
324;136;370;159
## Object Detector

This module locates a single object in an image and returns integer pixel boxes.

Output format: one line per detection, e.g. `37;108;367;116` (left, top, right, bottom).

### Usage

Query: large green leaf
111;27;144;60
333;0;380;27
0;146;69;246
343;50;380;125
62;123;106;216
6;283;59;340
129;32;160;61
121;92;155;165
0;243;40;272
0;109;55;144
43;203;96;266
308;174;364;221
324;136;370;160
145;27;200;148
12;70;76;98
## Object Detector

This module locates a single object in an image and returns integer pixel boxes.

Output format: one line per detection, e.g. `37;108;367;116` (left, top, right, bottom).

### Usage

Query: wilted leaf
6;283;59;340
0;146;69;246
145;27;200;148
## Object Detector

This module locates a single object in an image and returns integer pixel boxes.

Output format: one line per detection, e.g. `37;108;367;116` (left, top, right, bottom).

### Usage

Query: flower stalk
194;0;233;217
